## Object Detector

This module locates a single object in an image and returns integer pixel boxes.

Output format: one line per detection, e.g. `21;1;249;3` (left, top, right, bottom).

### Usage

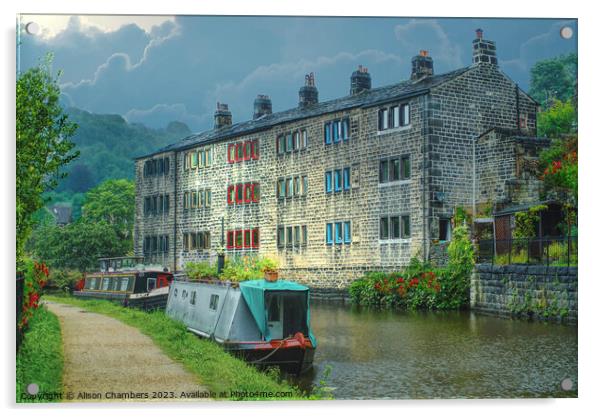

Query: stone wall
471;264;577;324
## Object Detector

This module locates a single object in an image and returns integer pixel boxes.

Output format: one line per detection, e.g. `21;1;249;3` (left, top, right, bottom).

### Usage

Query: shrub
48;269;82;292
185;261;218;280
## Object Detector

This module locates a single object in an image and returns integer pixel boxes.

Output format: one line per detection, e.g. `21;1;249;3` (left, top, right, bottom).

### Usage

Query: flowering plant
19;261;49;330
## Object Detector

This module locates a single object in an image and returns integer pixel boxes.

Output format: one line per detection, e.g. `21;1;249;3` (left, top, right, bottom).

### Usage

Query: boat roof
239;279;309;292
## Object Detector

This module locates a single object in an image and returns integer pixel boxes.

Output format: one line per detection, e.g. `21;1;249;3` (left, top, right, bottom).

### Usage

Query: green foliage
529;53;577;108
83;179;135;243
514;205;547;239
16;306;63;403
48;269;83;292
540;135;578;204
220;256;265;282
453;206;472;227
256;256;279;272
185;261;218;280
537;100;576;138
46;295;306;400
16;56;79;269
442;225;474;309
55;107;190;194
29;220;125;272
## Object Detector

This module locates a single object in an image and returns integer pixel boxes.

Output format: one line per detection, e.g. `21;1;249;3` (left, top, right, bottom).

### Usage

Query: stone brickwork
134;32;544;289
471;264;577;324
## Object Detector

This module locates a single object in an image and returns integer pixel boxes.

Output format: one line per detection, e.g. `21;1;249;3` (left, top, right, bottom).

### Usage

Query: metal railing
476;236;578;266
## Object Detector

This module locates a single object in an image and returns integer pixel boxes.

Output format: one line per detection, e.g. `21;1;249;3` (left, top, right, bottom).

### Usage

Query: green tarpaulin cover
239;279;316;346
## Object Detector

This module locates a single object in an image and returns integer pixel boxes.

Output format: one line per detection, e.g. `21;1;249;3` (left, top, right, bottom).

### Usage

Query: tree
529;53;577;108
537;99;576;138
82;179;135;248
16;56;79;269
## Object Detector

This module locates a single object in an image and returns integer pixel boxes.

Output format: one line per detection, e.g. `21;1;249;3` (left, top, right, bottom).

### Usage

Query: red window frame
243;141;251;161
235;143;243;162
251;228;260;248
235;230;243;249
243;229;251;248
251;183;260;203
251;140;259;160
227;185;235;205
227;144;235;164
243;183;252;203
235;184;244;204
226;231;234;249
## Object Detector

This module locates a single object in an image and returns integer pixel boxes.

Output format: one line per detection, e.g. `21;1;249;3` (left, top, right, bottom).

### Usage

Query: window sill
378;179;411;188
379;238;412;244
376;124;412;136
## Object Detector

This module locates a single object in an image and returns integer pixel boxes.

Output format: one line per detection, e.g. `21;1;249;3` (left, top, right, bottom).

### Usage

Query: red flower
396;277;405;284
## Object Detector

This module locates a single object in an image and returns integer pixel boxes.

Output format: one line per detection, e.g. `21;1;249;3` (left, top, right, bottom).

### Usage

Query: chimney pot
472;28;498;66
411;51;434;81
253;94;272;119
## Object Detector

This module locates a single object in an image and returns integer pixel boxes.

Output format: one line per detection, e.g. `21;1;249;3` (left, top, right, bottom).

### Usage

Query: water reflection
298;301;577;399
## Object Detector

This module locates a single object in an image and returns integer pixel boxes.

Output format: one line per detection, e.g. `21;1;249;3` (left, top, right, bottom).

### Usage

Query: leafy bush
184;261;218;280
48;269;83;292
219;255;269;282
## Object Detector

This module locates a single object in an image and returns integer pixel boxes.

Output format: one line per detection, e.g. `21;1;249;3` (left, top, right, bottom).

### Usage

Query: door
267;294;283;339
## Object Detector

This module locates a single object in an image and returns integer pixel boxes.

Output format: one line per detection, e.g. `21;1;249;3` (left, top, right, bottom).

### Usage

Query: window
286;226;293;248
343;168;350;190
301;225;308;246
227;185;235;205
277;226;285;248
252;228;259;248
236;184;244;204
380;215;411;240
235;230;243;249
199;190;205;208
244;141;252;161
326;223;333;245
380;156;411;183
324;122;332;144
191;151;198;169
302;175;308;195
342;118;350;140
293;131;300;150
119;278;129;291
206;190;212;207
293;176;300;196
244;229;251;248
199;149;206;167
286;133;293;152
244;183;253;203
342;221;351;244
190;291;196;305
183;233;189;251
277;179;286;199
333;120;340;143
439;218;451;241
252;183;260;203
286;177;293;198
380;217;389;239
191;191;198;208
301;130;308;149
294;226;301;246
325;172;332;193
147;278;156;292
251;139;259;159
226;231;234;249
334;169;342;192
164;157;170;174
209;294;219;311
277;135;285;155
334;222;343;244
379;103;410;131
102;277;110;290
183;192;190;209
206;147;212;165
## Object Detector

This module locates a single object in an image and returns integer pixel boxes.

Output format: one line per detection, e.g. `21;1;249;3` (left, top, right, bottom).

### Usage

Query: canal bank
302;300;577;399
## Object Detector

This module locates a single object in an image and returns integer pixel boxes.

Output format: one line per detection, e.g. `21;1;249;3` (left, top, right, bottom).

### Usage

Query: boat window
120;277;130;291
147;278;156;292
87;277;96;289
182;290;188;299
209;294;219;310
268;297;280;321
102;278;110;290
190;291;196;305
174;288;178;297
111;278;120;291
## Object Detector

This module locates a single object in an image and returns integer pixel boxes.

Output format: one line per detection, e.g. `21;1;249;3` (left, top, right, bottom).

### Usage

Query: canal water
297;301;577;399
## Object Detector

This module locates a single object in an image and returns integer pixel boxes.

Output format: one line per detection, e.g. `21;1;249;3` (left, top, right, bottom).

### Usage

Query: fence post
567;236;571;266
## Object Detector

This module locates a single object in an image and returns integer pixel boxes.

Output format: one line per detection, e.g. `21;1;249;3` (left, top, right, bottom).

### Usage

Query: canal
297;301;578;399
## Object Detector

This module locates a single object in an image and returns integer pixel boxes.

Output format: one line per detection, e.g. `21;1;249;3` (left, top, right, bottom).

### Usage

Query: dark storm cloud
19;16;577;132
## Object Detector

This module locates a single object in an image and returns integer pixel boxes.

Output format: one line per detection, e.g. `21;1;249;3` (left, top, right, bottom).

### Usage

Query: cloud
394;19;463;70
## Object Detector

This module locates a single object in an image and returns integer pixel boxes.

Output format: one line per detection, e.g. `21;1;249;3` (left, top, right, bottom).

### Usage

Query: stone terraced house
134;29;546;289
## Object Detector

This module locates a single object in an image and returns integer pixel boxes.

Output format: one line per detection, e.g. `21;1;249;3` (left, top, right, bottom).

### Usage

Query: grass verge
16;306;63;403
44;295;314;400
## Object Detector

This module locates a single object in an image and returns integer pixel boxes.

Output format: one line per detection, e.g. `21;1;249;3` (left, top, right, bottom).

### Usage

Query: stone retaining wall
471;264;577;324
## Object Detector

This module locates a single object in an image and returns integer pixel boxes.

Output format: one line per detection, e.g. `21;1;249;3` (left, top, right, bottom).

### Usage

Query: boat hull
225;339;315;375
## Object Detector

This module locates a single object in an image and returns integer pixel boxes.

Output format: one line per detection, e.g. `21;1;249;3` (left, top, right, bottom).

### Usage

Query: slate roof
136;66;474;159
51;205;72;225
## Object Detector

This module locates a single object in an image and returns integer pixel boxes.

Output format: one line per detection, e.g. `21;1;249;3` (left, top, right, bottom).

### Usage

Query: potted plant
257;256;279;282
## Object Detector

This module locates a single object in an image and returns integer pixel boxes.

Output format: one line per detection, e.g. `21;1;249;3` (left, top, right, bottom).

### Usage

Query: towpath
46;301;209;402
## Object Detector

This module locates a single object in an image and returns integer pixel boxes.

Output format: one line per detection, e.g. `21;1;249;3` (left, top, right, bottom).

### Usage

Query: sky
17;15;577;132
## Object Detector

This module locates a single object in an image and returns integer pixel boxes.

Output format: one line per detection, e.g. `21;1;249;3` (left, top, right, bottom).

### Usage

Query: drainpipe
421;95;429;263
173;150;178;273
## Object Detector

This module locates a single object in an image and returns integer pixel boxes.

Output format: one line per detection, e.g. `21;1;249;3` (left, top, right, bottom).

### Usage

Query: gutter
173;150;178;273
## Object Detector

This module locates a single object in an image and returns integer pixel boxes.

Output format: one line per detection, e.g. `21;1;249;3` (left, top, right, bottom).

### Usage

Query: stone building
134;29;544;288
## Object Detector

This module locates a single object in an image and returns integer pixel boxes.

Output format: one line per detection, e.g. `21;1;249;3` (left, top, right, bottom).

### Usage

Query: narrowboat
74;256;173;310
165;278;316;375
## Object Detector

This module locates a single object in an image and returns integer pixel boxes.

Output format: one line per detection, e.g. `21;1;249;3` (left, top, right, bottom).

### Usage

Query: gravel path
46;301;210;402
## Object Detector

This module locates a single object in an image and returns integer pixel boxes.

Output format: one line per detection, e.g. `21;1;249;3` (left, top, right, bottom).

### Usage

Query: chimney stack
214;102;232;129
253;94;272;119
298;72;318;108
411;50;434;81
472;29;498;66
350;65;372;95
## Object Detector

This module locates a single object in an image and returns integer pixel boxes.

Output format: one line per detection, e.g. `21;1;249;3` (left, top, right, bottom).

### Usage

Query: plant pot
264;270;279;282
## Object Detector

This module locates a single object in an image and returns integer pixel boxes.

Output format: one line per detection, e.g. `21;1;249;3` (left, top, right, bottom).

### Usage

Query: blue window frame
324;122;332;144
342;118;349;140
333;121;340;143
334;222;343;244
343;167;350;190
334;169;342;192
325;171;332;193
326;223;333;245
343;221;351;243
